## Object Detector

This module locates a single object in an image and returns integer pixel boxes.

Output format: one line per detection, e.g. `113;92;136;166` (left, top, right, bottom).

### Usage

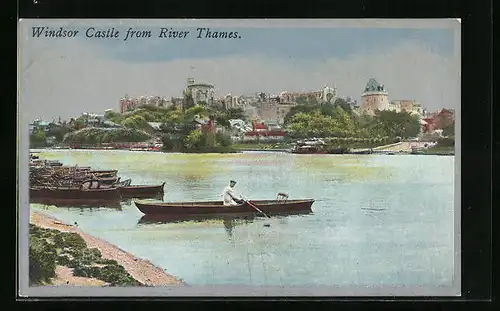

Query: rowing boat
30;186;122;201
119;182;165;199
133;199;315;216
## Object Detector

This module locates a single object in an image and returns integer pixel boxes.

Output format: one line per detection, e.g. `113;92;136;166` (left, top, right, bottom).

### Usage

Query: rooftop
363;78;387;93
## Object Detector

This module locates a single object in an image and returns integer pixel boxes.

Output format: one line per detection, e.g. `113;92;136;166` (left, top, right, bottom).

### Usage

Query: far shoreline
30;147;454;156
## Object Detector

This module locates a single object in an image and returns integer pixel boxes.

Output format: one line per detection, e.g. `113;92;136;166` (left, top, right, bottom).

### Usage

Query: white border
17;18;461;297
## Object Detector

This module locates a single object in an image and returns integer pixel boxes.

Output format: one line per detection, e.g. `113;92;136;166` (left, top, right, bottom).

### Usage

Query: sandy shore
30;210;185;287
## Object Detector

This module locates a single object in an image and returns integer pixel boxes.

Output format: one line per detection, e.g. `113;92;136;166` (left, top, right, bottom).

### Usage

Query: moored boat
290;138;328;154
30;186;122;202
133;198;315;216
119;182;165;199
30;197;123;209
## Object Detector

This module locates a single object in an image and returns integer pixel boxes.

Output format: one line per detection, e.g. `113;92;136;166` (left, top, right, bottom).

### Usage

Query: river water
29;150;456;287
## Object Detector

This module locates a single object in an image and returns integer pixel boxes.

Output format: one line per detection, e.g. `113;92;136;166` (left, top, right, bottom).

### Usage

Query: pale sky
18;19;461;122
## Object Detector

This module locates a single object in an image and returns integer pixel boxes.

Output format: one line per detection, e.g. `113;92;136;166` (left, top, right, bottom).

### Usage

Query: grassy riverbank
29;223;142;286
29;211;185;287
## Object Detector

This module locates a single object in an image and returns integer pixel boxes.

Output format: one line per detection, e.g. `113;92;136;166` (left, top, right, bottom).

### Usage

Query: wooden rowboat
30;186;122;202
119;182;165;199
133;199;315;216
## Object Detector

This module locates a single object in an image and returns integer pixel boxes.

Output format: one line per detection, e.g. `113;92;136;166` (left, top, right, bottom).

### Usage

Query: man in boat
222;180;244;206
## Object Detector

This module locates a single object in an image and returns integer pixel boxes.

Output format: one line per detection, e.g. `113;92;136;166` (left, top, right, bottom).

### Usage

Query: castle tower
360;78;389;115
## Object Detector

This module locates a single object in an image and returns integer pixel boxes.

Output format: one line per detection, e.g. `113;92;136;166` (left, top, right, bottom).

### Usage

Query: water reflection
137;211;313;239
120;195;163;206
34;202;123;211
30;198;123;210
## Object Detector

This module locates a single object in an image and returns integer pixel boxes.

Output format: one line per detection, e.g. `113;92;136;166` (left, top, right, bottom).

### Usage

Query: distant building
279;85;337;104
360;78;390;115
29;119;61;134
222;94;248;109
119;95;171;113
257;102;295;125
391;100;423;116
421;108;455;133
186;78;215;105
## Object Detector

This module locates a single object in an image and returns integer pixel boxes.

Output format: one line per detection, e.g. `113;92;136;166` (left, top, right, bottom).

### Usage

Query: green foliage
70;119;86;131
104;110;120;120
46;126;71;142
283;105;316;125
284;104;421;142
372;110;421;139
156;104;240;153
63;128;151;144
333;97;352;112
295;95;319;106
215;132;232;147
29;130;47;148
29;224;142;287
29;235;57;285
183;129;205;149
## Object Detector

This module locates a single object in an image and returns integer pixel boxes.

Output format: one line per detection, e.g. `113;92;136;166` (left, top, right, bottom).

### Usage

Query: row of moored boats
29;158;165;205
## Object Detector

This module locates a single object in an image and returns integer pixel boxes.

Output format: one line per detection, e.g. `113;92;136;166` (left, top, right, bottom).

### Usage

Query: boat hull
119;183;165;199
134;199;315;216
30;187;122;202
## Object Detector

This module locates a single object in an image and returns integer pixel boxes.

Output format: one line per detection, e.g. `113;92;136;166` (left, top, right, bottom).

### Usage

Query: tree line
284;98;423;142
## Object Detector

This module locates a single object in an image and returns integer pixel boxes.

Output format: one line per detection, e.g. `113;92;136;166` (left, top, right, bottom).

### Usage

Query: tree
319;103;336;117
121;115;149;130
295;96;308;106
285;111;341;138
283;104;316;125
46;125;70;142
70;119;86;131
30;130;47;148
333;98;352;113
183;129;205;150
105;110;120;121
372;110;421;139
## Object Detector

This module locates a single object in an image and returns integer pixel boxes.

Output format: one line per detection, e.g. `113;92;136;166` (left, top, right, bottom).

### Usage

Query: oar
243;199;270;219
241;198;273;227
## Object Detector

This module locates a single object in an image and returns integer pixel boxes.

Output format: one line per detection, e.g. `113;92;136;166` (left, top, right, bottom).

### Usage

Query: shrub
29;236;57;285
215;132;232;147
98;264;140;286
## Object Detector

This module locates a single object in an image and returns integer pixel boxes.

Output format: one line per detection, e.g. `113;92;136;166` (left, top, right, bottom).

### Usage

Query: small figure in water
222;180;244;206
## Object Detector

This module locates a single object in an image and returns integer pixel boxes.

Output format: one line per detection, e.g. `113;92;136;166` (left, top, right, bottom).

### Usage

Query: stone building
391;100;423;115
279;85;337;104
360;78;390;115
186;78;215;105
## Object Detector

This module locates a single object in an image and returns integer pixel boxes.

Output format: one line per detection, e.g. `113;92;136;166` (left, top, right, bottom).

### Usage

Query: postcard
18;19;461;297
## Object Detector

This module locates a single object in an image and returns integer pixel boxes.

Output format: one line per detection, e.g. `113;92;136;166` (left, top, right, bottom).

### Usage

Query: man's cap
230;180;237;183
